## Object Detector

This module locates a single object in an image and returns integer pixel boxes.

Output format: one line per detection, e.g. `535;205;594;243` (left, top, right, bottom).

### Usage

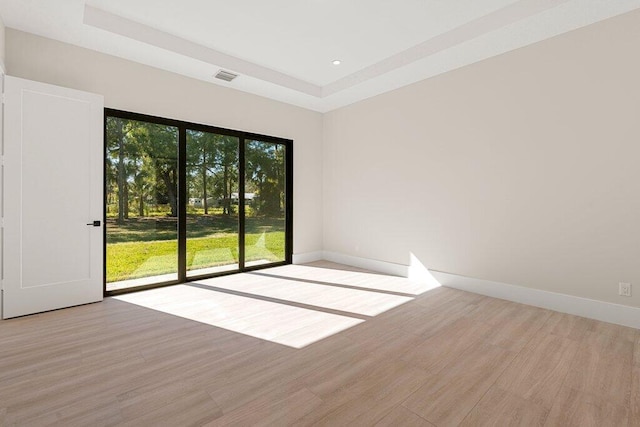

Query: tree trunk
139;191;144;217
116;121;126;224
223;165;229;216
160;169;178;217
202;148;208;215
123;184;129;219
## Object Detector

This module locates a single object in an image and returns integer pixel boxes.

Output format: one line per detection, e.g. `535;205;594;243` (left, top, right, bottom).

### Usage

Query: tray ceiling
0;0;638;112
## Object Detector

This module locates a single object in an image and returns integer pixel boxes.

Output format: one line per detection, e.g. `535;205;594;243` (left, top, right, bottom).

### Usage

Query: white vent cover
214;70;238;82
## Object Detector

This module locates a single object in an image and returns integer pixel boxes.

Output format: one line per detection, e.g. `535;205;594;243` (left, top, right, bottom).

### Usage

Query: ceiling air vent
214;70;238;82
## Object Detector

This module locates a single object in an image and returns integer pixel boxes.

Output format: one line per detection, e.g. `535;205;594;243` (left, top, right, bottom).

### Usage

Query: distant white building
190;193;255;208
231;192;256;202
189;197;219;208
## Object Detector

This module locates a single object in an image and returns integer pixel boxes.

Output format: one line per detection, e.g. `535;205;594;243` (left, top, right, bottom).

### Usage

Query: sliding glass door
244;140;287;267
186;130;239;276
105;117;179;292
105;110;292;294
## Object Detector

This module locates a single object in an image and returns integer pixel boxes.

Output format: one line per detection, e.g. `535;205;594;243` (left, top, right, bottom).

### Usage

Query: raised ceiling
0;0;639;112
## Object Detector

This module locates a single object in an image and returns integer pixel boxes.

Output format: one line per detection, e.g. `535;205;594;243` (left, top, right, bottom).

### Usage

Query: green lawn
106;214;285;283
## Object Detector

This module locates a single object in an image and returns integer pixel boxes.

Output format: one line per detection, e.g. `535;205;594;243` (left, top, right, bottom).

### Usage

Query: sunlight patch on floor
260;264;433;295
112;263;433;348
113;284;364;348
195;273;412;316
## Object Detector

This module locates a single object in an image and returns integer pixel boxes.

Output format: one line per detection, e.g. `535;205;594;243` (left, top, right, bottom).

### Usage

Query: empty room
0;0;639;426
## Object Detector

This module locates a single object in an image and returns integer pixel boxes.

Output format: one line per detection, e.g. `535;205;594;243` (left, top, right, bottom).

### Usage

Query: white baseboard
431;270;640;330
292;251;324;265
302;251;640;329
322;251;409;277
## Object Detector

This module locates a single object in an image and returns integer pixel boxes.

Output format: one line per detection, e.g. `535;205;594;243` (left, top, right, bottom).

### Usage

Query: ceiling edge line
83;5;323;98
321;0;570;97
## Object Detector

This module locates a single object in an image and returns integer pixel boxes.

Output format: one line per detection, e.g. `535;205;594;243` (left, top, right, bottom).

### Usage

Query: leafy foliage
106;117;178;220
106;117;288;284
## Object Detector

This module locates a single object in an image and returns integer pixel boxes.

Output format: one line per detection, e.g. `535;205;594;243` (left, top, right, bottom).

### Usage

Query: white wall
323;9;640;308
6;29;324;257
0;15;5;71
6;9;640;311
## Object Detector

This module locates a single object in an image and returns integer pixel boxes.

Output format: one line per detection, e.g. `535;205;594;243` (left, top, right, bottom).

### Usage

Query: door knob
86;220;101;227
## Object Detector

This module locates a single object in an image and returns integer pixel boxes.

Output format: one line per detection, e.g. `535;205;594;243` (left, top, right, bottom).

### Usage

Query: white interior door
2;76;104;319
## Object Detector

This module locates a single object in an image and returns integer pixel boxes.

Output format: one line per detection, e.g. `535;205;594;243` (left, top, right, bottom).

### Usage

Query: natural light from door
113;263;438;348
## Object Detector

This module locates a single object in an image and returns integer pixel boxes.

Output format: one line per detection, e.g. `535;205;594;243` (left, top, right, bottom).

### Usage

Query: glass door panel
244;140;287;267
186;130;239;276
105;109;292;295
105;117;179;291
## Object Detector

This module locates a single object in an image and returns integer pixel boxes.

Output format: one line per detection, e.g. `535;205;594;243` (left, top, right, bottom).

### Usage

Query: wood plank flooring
0;261;638;426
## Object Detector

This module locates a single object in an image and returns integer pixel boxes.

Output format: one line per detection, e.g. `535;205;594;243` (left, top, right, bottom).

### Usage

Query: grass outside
106;214;285;283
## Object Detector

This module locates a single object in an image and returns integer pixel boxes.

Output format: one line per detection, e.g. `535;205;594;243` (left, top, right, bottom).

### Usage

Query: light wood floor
0;261;638;426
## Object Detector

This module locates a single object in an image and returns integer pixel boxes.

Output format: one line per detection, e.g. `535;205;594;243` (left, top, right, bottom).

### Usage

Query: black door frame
103;108;293;296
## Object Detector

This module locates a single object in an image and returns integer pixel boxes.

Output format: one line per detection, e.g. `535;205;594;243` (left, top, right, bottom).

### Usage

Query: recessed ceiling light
332;60;341;65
